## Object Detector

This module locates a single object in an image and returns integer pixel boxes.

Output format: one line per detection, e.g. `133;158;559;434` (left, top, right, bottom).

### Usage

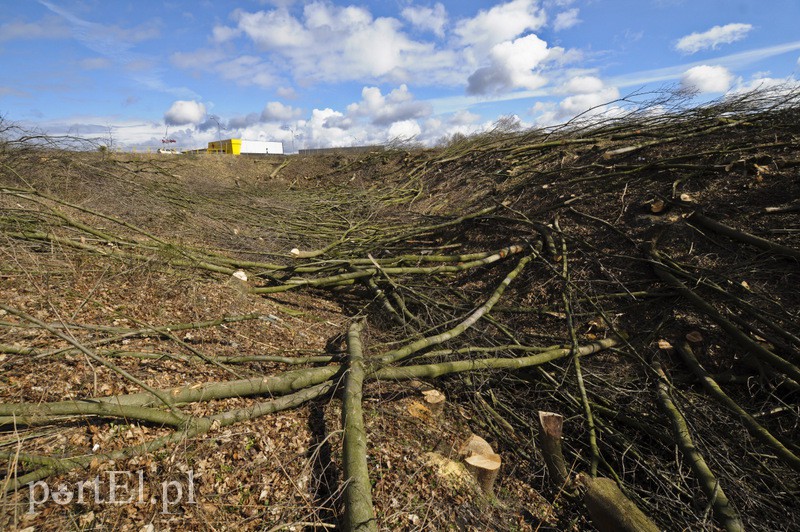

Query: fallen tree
2;87;799;530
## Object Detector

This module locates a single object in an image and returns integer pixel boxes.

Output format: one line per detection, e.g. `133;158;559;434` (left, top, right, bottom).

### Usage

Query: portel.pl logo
28;470;196;514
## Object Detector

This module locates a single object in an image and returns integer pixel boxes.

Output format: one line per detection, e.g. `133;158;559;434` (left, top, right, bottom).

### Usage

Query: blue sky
1;0;798;151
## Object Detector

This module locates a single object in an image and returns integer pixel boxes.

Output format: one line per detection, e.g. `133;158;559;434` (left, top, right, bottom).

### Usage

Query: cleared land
1;89;799;530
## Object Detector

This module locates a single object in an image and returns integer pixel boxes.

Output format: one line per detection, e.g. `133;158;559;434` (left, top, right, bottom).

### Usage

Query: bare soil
2;90;799;531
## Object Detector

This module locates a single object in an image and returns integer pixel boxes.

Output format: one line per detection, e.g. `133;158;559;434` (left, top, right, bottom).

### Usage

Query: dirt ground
2;90;800;530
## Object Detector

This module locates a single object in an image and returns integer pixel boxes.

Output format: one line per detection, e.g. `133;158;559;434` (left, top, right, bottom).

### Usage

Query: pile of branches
2;87;800;530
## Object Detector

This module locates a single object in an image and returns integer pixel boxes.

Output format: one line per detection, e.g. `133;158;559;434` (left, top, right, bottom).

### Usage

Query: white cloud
277;86;298;99
223;8;310;48
225;113;261;130
23;115;168;147
0;15;70;41
303;108;359;149
401;3;448;38
346;84;432;126
467;34;555;95
532;77;621;126
182;2;584;95
450;110;481;125
675;23;753;54
681;65;734;93
606;40;800;89
558;86;620;116
560;75;604;94
210;3;458;86
211;24;241;43
171;50;276;89
553;8;580;31
388;119;422;141
731;75;800;95
455;0;546;53
164;100;206;126
261;101;302;122
415;111;485;145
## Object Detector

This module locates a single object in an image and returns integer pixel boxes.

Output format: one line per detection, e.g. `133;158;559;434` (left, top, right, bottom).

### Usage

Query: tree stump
459;434;502;497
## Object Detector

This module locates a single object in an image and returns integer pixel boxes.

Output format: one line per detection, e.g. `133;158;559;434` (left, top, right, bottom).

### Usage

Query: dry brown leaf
658;339;673;350
651;199;666;213
686;331;704;343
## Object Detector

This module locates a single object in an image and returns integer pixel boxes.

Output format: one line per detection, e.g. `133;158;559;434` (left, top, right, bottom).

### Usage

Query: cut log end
465;453;502;496
537;411;568;486
422;389;446;417
459;434;501;497
538;411;563;438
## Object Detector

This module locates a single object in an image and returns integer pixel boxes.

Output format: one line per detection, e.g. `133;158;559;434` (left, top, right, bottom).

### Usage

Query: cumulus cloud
211;24;241;43
450;110;481;126
180;1;581;95
553;8;581;31
559;75;605;95
675;23;753;54
261;101;303;122
303;108;359;148
222;8;311;48
226;113;261;130
455;0;546;53
322;114;354;130
388;119;422;141
402;3;448;37
164;100;206;126
467;34;555;95
419;111;484;145
346;84;432;126
730;75;800;95
210;2;457;86
532;77;621;126
681;65;734;93
558;86;620;117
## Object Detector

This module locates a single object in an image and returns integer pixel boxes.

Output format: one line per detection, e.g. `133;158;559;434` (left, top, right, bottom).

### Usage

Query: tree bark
652;360;744;532
341;320;378;532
